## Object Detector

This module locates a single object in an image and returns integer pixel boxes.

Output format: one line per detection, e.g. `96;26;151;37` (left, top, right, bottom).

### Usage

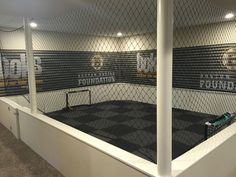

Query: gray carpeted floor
0;124;64;177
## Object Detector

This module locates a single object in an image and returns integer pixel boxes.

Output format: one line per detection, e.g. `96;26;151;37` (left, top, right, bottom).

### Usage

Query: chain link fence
172;0;236;159
0;0;236;163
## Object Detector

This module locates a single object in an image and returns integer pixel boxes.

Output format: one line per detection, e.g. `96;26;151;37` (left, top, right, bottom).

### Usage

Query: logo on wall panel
200;47;236;92
137;52;156;78
222;47;236;71
78;72;115;86
91;55;104;70
0;53;43;89
200;74;236;92
78;54;115;86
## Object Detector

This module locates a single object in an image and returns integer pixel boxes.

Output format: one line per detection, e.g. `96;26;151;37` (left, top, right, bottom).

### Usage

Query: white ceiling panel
0;0;235;36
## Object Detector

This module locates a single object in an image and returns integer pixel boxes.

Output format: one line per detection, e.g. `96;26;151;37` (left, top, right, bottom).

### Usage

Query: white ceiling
0;0;235;36
0;0;96;18
214;0;236;11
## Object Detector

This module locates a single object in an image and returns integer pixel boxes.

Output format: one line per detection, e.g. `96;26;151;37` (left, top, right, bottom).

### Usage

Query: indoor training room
0;0;236;177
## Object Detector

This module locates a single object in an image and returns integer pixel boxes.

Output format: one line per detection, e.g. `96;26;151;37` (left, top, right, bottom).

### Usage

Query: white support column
23;17;37;114
157;0;173;176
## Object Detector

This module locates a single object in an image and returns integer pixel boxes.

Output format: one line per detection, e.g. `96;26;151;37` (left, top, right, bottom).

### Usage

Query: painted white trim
173;122;236;177
1;97;236;177
18;106;157;177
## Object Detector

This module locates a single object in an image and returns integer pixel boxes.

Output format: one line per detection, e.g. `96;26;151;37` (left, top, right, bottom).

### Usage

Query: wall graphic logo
91;55;104;70
137;52;156;78
200;47;236;92
0;53;43;88
200;74;235;91
78;54;115;86
199;47;236;92
78;72;115;86
222;47;236;71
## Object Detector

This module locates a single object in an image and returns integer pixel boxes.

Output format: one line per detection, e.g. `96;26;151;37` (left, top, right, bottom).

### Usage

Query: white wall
7;83;236;116
1;21;236;51
8;94;31;108
174;21;236;48
0;97;21;139
120;33;156;51
1;96;236;177
33;31;120;52
0;97;157;177
173;123;236;177
119;21;236;51
173;88;236;115
8;83;156;113
0;30;120;52
15;101;156;177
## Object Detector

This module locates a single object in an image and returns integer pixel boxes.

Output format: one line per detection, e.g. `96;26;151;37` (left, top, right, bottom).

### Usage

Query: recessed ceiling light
225;13;234;19
30;22;37;28
117;32;123;37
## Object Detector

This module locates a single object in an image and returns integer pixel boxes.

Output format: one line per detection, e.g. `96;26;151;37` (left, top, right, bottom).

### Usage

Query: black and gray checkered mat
47;101;217;163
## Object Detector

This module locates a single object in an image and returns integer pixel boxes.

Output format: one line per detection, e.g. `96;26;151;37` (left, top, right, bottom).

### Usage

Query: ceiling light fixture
117;32;123;37
225;13;234;19
30;22;38;28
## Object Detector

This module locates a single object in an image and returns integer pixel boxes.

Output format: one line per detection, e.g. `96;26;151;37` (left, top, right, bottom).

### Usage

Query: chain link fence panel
0;0;236;164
